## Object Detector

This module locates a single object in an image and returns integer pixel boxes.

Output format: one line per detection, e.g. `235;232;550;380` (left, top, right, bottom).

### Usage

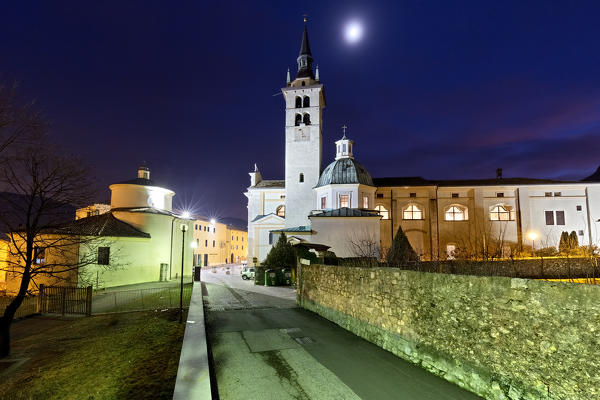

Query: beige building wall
191;219;247;266
376;183;600;261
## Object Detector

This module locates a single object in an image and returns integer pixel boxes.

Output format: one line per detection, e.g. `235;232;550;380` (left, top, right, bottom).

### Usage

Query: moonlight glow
345;21;364;44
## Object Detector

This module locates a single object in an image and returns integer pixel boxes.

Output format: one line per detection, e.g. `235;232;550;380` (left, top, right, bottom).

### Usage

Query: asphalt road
203;266;481;400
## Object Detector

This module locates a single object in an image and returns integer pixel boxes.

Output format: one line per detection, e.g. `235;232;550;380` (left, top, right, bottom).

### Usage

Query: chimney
496;168;503;179
249;163;262;186
138;165;150;180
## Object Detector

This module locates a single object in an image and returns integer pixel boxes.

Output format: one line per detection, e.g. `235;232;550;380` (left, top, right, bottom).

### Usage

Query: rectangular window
232;235;234;240
452;193;459;198
576;205;582;211
362;196;368;209
280;195;285;199
545;211;554;225
545;192;552;197
578;230;584;236
554;192;562;197
321;196;326;209
269;232;273;245
556;210;565;225
213;227;216;233
409;193;416;198
98;247;110;265
213;240;215;247
496;193;504;198
205;239;208;247
34;247;45;265
343;144;347;152
376;193;383;198
340;194;350;208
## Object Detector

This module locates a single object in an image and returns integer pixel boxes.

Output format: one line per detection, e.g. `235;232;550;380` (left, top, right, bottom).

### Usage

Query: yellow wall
3;234;79;295
191;219;247;266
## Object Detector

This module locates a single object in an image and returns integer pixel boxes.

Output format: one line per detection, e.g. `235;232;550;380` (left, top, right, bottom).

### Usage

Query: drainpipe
169;216;176;280
390;189;394;240
585;187;593;248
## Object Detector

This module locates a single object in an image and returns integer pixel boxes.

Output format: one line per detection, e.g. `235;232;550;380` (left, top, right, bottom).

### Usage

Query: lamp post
528;232;537;257
179;223;188;324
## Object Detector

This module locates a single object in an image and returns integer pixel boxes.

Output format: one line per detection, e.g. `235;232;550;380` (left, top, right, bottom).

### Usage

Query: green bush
386;226;418;266
263;233;296;269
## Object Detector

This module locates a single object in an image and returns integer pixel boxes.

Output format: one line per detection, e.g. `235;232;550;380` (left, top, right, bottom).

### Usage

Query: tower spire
296;18;314;79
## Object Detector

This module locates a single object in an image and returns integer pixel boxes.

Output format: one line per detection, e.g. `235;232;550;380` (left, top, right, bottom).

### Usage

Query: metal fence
91;284;193;314
0;295;38;319
0;285;92;319
39;285;92;316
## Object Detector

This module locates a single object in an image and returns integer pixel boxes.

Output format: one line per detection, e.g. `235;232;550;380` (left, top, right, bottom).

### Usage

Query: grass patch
2;310;186;399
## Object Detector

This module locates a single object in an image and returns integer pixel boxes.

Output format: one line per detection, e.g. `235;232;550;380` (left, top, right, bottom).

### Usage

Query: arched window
295;96;302;108
276;205;285;218
303;113;311;125
375;205;389;220
403;204;424;220
303;96;310;107
299;173;304;183
295;114;302;126
490;205;513;221
445;205;468;221
301;81;306;86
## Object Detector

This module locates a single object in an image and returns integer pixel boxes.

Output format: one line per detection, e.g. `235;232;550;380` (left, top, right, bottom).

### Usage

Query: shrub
263;233;296;269
386;226;418;266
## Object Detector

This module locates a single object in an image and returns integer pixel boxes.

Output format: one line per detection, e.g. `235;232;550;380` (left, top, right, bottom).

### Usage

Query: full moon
344;21;363;44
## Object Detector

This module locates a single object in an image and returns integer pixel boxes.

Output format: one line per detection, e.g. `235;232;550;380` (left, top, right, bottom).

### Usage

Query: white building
75;166;194;288
245;24;600;265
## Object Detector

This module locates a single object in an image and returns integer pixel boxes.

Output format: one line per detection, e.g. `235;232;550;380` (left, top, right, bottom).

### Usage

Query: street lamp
528;232;537;257
179;223;188;324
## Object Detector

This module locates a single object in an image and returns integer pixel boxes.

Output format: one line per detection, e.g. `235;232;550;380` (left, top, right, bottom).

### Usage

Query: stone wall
297;264;600;399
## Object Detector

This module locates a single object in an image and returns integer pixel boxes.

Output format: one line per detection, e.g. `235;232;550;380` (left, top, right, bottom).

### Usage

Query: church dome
316;158;374;187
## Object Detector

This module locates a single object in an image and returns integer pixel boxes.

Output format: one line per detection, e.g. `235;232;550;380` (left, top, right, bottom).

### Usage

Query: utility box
281;268;293;285
265;269;277;286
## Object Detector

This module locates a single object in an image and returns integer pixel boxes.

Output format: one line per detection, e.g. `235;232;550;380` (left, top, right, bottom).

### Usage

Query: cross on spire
341;125;347;139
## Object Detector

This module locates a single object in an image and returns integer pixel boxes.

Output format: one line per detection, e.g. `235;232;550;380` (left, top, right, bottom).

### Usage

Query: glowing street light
181;211;191;219
528;232;537;256
210;218;216;225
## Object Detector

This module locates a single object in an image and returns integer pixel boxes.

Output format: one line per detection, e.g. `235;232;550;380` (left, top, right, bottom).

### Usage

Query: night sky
2;1;599;221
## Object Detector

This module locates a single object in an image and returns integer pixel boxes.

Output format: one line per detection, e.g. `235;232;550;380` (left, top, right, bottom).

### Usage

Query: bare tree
0;91;99;357
0;83;43;152
346;229;381;267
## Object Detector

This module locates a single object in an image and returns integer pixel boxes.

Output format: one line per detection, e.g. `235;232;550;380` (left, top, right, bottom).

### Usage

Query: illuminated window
375;205;389;220
445;205;467;221
362;196;368;209
276;205;285;218
340;195;350;208
403;204;423;220
446;244;457;260
321;196;326;209
490;205;512;221
34;247;45;265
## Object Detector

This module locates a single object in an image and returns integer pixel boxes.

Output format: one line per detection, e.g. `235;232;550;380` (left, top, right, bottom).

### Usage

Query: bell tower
282;21;326;228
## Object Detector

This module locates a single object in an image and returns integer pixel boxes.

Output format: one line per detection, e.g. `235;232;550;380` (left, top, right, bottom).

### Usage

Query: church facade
245;25;600;266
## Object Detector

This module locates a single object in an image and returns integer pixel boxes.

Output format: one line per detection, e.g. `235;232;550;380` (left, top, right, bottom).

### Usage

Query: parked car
241;266;255;280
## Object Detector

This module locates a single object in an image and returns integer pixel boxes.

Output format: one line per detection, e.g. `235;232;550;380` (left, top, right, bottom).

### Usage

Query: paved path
203;268;481;400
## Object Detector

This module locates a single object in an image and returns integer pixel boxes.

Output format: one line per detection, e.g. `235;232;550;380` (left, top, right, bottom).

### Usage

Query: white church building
245;24;600;265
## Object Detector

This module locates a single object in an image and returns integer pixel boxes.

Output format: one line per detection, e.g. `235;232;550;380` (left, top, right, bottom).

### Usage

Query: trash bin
193;266;201;282
265;269;277;286
281;268;293;285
